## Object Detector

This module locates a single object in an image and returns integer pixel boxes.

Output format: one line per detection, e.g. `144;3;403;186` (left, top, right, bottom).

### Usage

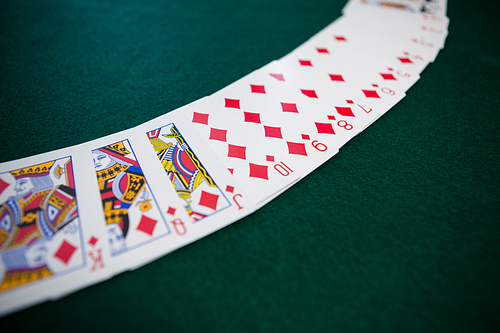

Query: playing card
280;45;421;95
137;107;257;244
262;60;406;145
337;9;449;50
143;98;303;207
0;0;454;318
304;14;446;67
0;143;112;316
279;3;445;91
89;129;192;272
299;34;431;76
208;68;342;179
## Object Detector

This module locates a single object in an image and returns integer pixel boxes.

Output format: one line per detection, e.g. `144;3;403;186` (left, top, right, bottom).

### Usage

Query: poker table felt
1;0;499;331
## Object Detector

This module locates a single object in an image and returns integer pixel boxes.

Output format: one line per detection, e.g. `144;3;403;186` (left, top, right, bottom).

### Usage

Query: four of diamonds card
0;0;449;316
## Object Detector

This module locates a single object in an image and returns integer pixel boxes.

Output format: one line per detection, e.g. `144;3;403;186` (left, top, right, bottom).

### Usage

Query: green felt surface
1;0;500;331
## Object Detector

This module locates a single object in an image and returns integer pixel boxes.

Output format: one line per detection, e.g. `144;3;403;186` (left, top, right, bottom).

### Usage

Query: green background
1;0;499;331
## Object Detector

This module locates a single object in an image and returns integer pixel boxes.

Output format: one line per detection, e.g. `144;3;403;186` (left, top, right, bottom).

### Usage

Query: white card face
343;9;449;48
343;0;449;19
209;69;341;178
307;15;443;66
262;61;406;145
89;129;192;272
309;34;431;75
280;45;421;95
145;98;303;207
334;12;448;52
137;107;257;240
0;143;112;317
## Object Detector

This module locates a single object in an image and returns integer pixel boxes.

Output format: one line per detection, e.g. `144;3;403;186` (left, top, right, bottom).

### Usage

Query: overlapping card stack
0;0;449;316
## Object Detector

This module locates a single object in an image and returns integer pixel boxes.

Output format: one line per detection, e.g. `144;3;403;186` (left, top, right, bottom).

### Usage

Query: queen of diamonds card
92;139;171;257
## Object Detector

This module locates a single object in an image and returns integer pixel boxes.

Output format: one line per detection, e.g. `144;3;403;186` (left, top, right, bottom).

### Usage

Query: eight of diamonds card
137;108;256;245
89;129;191;272
0;144;112;316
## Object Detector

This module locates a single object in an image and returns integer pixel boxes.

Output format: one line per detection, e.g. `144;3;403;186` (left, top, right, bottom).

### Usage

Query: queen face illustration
92;151;113;171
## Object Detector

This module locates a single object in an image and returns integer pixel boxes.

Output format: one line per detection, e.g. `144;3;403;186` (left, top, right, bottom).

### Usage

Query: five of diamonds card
0;0;449;316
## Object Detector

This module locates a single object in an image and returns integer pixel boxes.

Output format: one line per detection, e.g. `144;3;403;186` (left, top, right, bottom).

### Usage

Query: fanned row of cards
0;0;449;316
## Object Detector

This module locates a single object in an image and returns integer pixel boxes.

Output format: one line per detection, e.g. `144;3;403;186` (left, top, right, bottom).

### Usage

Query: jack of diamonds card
145;125;232;221
137;108;256;246
157;98;303;207
0;143;112;317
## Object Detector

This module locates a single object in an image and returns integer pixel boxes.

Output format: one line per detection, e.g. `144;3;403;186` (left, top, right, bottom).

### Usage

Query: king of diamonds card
0;144;112;317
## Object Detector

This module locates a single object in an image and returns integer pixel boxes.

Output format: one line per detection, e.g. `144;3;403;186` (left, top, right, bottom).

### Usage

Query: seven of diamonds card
0;144;112;316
